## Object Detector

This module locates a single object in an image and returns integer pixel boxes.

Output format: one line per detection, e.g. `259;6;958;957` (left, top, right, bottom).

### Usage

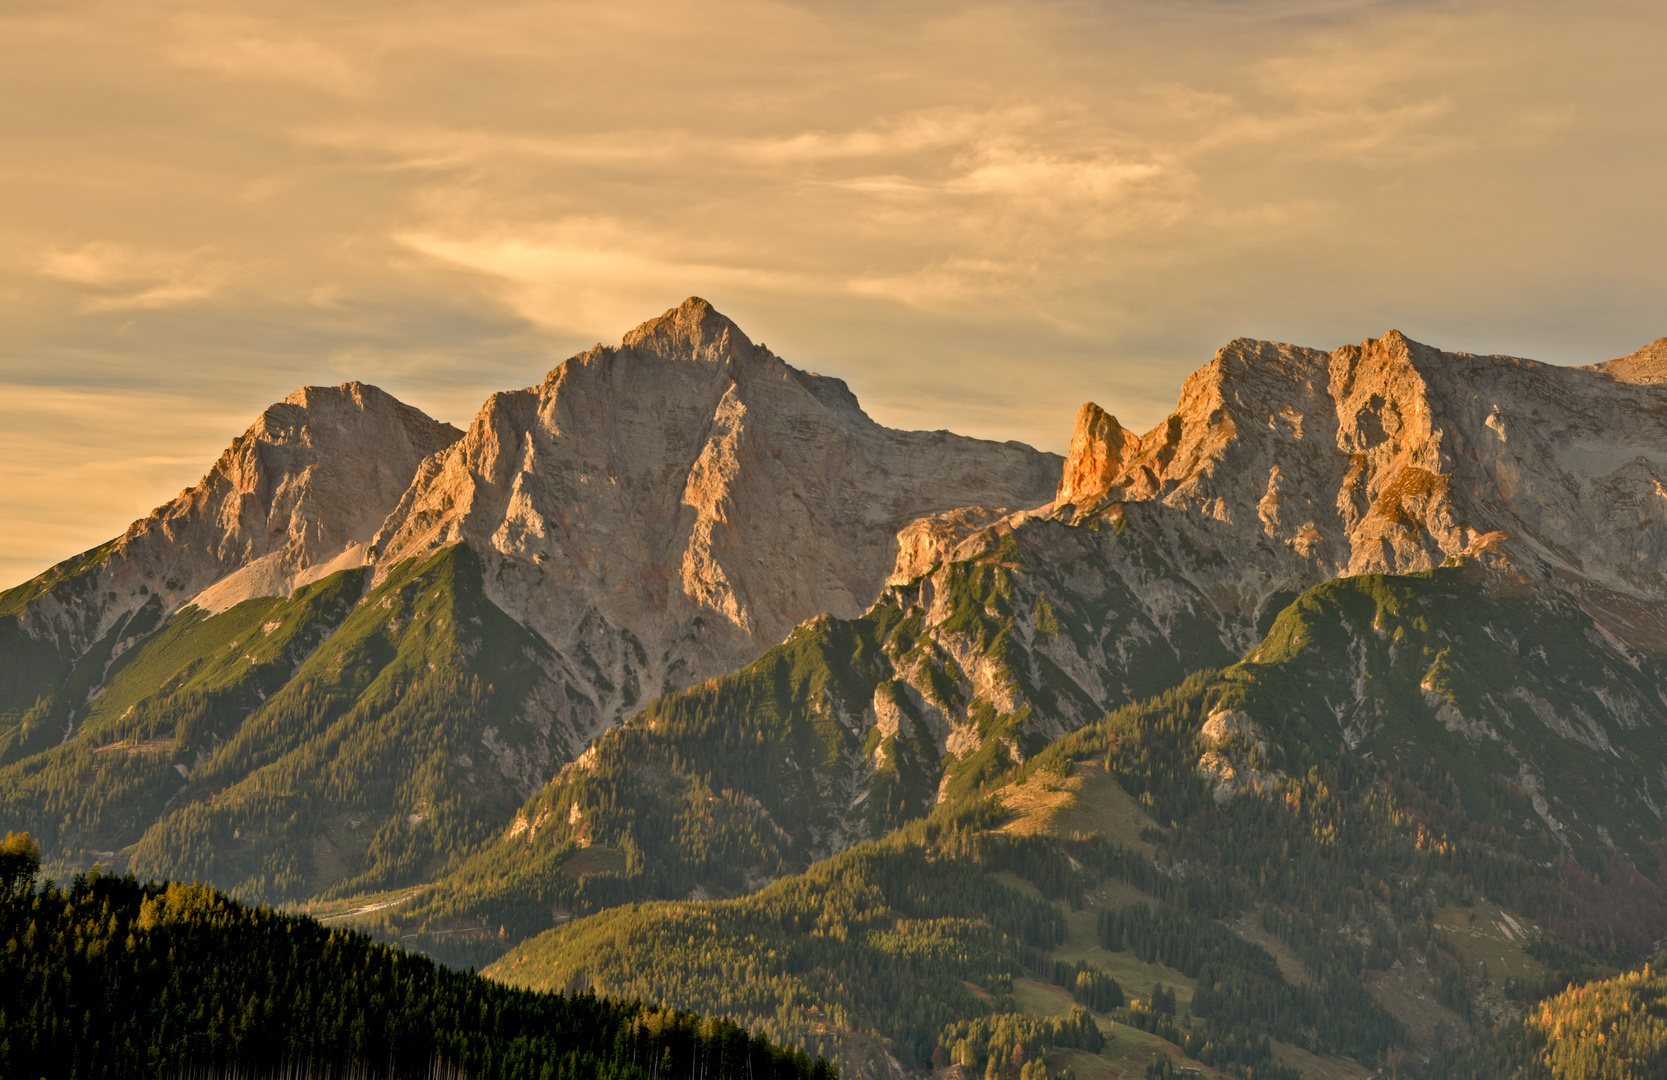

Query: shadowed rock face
1046;329;1667;652
370;297;1063;751
5;382;463;658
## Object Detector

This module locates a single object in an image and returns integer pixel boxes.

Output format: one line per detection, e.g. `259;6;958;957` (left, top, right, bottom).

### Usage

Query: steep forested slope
380;496;1270;955
1;547;581;901
469;555;1667;1078
0;845;831;1080
488;820;1104;1078
0;568;365;857
1433;959;1667;1080
1519;964;1667;1079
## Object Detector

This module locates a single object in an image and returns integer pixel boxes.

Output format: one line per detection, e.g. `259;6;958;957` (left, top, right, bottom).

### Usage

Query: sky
2;0;1665;588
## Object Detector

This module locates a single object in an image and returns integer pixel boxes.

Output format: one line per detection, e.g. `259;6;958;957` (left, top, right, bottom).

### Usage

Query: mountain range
6;298;1667;1080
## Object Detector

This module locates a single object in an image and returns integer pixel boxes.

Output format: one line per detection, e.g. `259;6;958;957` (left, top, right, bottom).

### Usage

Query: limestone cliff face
371;298;1062;751
1048;330;1667;651
7;383;462;662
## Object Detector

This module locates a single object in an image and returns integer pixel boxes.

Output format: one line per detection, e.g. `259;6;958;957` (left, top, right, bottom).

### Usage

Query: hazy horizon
4;0;1665;588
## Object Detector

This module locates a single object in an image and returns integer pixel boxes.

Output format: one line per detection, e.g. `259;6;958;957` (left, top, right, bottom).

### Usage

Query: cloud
397;223;826;339
37;243;227;312
165;15;366;95
3;0;1667;581
730;110;999;164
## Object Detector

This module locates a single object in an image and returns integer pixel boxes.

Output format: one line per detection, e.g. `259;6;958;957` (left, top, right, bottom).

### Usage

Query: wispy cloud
397;223;826;339
37;243;228;312
2;0;1665;584
165;15;367;96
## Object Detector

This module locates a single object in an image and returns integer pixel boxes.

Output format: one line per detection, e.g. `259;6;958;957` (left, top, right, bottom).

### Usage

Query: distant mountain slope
1214;557;1667;874
315;326;1667;1077
1059;330;1667;649
381;492;1258;949
387;328;1667;960
370;296;1063;749
1;547;577;899
485;826;1108;1080
479;554;1667;1078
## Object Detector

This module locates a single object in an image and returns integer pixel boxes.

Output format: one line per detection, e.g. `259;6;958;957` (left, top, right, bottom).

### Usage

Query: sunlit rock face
370;297;1063;750
1055;402;1141;508
8;382;463;656
1047;329;1667;652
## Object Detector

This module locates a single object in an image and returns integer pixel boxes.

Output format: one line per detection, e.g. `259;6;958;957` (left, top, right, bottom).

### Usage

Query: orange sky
3;0;1665;587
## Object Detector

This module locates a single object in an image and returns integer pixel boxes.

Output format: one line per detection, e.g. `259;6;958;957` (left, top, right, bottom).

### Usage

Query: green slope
1226;559;1667;870
486;808;1110;1078
474;556;1667;1078
0;544;573;903
0;539;157;765
388;506;1244;957
0;570;363;866
483;787;1402;1080
119;545;559;899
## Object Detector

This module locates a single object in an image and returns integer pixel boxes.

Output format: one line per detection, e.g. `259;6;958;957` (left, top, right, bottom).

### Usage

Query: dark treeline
0;849;833;1080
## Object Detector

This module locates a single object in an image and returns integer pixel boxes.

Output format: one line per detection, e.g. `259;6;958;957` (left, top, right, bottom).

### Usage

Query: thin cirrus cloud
37;242;228;312
395;224;828;343
165;29;366;96
1;0;1665;588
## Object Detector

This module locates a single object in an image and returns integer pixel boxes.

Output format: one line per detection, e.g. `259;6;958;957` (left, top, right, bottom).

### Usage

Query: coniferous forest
0;832;833;1080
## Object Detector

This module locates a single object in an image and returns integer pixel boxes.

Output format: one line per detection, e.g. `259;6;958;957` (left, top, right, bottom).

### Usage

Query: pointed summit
2;381;462;658
372;300;1061;752
621;297;754;367
1056;403;1141;507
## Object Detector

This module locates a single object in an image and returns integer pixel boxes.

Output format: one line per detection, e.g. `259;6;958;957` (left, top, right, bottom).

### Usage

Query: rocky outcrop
1595;337;1667;385
1043;329;1667;651
371;297;1062;752
1055;402;1141;507
5;383;462;662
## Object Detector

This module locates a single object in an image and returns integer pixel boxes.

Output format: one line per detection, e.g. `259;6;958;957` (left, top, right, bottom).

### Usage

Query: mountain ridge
9;308;1667;1080
0;298;1065;899
367;296;1065;753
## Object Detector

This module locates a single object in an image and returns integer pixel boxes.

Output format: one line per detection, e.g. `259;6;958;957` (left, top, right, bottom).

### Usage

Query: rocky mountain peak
617;296;752;368
1055;402;1141;507
1594;336;1667;385
3;382;461;660
371;299;1062;754
1019;328;1667;651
